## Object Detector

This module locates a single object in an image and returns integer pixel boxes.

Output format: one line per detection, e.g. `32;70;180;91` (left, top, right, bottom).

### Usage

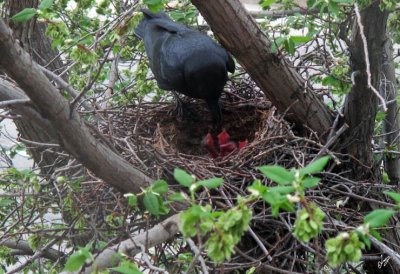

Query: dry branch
1;239;64;263
61;214;180;274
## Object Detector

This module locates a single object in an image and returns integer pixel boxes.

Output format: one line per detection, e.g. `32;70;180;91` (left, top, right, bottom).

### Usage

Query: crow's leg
169;91;199;121
206;98;223;127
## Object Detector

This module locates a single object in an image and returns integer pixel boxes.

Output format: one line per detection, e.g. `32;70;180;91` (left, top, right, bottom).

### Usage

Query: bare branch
1;239;64;263
60;214;180;274
185;238;209;274
0;98;30;107
0;19;153;193
39;66;94;113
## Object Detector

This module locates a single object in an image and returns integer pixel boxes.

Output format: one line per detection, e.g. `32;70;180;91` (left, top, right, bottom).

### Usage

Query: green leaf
344;243;354;254
364;209;396;228
143;192;160;216
144;0;163;4
28;235;41;251
174;168;193;187
144;0;164;12
260;0;278;9
328;1;340;15
299;156;330;176
197;178;224;189
11;8;37;22
0;198;14;207
290;36;312;43
63;248;91;271
151;180;169;194
38;0;53;10
111;260;142;274
375;111;387;123
359;233;372;249
322;75;341;86
258;165;294;185
369;228;382;241
247;179;268;196
246;267;256;274
125;194;137;208
169;192;186;202
384;191;400;203
302;177;320;188
269;186;296;194
286;38;295;55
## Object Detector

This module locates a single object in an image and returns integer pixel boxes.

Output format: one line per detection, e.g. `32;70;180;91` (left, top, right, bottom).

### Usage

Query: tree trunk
341;3;389;178
340;4;400;274
381;38;400;184
3;0;66;174
191;0;333;140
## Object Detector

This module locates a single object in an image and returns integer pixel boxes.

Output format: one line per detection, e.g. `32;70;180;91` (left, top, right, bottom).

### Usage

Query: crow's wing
141;19;191;91
160;31;232;82
137;10;234;92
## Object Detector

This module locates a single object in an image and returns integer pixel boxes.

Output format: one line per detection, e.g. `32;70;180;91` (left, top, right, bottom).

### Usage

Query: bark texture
381;38;400;184
60;214;180;274
0;79;57;142
0;19;153;193
342;3;389;177
3;0;66;174
341;4;400;274
191;0;333;139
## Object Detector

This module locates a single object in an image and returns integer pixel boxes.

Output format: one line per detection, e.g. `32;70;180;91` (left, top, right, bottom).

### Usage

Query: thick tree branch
191;0;333;139
61;214;180;274
0;79;57;138
0;19;153;193
1;239;65;263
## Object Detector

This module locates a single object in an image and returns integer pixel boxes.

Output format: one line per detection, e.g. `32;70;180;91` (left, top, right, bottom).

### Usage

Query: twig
137;243;169;273
314;123;348;161
185;238;209;274
0;98;30;107
18;137;60;148
70;40;116;111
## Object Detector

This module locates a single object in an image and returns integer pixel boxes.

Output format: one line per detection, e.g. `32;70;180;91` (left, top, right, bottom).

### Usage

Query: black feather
135;9;235;124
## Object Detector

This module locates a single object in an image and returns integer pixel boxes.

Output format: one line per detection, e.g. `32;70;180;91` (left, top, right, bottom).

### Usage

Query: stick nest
72;75;393;273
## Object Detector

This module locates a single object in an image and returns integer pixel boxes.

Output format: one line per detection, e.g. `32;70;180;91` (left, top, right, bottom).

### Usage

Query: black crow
135;9;235;124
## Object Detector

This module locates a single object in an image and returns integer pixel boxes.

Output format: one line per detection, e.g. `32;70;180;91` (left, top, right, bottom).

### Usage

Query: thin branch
39;66;94;113
137;243;168;273
314;123;349;161
185;238;209;274
18;137;60;148
370;236;400;267
0;98;30;107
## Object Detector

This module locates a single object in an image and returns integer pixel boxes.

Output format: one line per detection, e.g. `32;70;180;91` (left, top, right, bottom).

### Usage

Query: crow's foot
168;92;199;121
